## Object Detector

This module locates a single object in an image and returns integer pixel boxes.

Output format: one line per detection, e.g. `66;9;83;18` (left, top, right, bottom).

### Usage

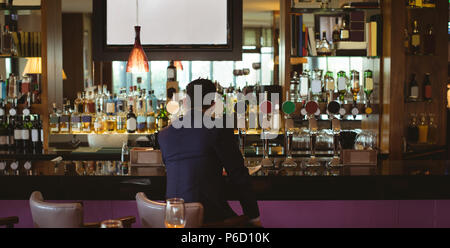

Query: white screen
106;0;228;45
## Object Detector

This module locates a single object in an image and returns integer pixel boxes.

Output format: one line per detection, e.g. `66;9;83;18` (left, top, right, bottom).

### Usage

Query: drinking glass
100;219;123;228
165;198;186;228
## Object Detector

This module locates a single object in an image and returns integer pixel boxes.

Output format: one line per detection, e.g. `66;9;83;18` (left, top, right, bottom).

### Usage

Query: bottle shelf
291;56;380;59
290;7;380;15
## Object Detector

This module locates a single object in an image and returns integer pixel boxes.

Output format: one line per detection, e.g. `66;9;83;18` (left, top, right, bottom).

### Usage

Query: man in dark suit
158;79;260;226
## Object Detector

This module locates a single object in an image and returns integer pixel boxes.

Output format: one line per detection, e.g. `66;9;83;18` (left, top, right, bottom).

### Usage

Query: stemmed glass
165;198;186;228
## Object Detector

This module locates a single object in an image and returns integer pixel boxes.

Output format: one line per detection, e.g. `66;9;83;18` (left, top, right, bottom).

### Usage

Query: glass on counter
427;113;437;144
407;113;419;144
417;113;429;144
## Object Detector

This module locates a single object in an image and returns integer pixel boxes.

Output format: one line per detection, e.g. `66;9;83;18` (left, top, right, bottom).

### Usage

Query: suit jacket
157;111;260;223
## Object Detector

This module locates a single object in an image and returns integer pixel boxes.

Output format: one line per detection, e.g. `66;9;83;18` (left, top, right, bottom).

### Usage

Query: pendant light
126;0;149;73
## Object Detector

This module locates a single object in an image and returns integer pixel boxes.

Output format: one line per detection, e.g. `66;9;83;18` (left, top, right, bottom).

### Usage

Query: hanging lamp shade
126;26;149;73
174;61;183;71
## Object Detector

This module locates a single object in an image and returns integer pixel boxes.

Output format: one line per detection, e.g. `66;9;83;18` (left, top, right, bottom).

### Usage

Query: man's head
186;78;216;111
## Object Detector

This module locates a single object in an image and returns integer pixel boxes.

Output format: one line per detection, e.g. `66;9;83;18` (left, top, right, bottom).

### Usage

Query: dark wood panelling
93;61;112;91
62;13;84;102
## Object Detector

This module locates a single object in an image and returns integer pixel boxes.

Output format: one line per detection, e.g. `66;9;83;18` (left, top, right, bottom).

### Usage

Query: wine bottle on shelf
146;90;156;132
14;115;22;153
350;70;360;104
339;15;350;41
167;60;177;82
7;115;15;151
410;20;421;55
105;94;117;133
408;74;419;101
332;17;340;43
116;100;127;134
337;71;348;103
317;32;332;56
423;73;432;102
126;105;137;133
324;71;335;103
81;100;92;133
22;114;32;152
94;105;105;134
31;115;42;153
136;92;147;133
49;103;60;134
59;101;71;134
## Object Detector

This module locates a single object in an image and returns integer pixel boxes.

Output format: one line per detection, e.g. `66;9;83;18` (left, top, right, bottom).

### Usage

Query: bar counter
1;153;449;201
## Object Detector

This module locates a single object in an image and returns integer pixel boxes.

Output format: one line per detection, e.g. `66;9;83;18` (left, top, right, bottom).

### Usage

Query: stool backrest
135;192;204;228
29;191;84;228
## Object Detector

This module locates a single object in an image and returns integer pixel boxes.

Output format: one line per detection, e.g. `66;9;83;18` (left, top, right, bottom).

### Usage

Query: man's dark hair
186;78;216;110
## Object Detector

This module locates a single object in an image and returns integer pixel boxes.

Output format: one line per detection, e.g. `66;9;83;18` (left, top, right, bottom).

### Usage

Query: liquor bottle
86;91;96;114
364;70;374;102
116;89;127;116
417;113;428;144
427;114;437;144
95;85;104;114
74;92;84;115
1;25;13;55
102;85;109;113
105;94;116;133
407;113;419;143
167;60;177;82
128;86;135;108
423;73;432;102
31;115;43;153
145;91;156;132
324;71;335;103
120;141;129;175
81;100;93;133
7;115;14;151
156;103;169;131
299;69;310;101
49;103;60;134
71;97;82;134
22;115;31;152
136;93;147;133
410;20;421;55
116;101;127;133
423;25;435;55
59;101;71;134
7;73;17;98
337;71;348;102
14;116;22;152
332;17;340;43
339;16;350;41
310;69;323;101
314;32;321;50
317;32;332;56
94;105;105;134
350;70;360;103
408;74;419;101
126;105;137;133
0;77;6;100
149;90;158;111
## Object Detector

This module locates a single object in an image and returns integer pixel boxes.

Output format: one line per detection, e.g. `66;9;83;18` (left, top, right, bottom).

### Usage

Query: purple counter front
2;200;450;228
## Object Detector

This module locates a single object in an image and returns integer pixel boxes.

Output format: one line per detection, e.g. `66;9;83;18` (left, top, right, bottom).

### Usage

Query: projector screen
106;0;228;45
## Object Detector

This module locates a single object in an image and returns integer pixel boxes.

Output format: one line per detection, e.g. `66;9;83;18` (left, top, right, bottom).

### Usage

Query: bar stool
0;216;19;228
135;192;204;228
29;191;136;228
